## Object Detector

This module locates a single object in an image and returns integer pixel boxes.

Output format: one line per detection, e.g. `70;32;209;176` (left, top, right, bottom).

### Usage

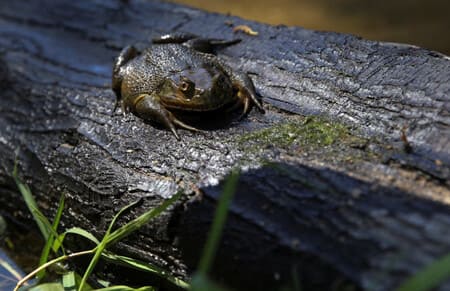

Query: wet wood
0;1;449;290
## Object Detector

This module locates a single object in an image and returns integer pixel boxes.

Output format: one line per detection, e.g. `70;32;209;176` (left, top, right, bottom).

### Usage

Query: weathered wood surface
0;0;449;290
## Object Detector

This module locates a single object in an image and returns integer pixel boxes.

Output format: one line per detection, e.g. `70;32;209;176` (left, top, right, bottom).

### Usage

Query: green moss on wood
238;116;351;150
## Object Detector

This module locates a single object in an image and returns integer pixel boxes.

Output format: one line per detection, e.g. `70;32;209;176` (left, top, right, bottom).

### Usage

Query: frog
112;34;264;139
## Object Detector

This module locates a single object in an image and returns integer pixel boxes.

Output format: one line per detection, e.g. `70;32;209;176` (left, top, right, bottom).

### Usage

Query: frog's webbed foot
153;33;241;54
134;94;200;140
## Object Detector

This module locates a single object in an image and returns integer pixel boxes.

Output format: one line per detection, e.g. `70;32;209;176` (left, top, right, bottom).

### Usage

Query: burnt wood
0;1;449;290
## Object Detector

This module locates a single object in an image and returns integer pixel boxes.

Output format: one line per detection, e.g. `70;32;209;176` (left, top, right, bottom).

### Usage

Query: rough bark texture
0;1;449;290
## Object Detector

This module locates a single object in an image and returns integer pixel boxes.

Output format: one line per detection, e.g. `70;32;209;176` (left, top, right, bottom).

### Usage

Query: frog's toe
251;95;265;113
235;84;265;115
134;93;201;139
172;117;201;133
242;96;250;117
234;96;250;120
168;124;180;140
134;94;179;139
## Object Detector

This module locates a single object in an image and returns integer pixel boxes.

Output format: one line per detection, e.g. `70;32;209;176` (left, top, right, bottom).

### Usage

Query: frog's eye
180;81;190;92
179;77;195;99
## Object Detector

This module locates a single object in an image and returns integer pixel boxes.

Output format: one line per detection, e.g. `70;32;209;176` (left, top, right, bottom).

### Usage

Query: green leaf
62;271;77;291
396;252;450;291
94;286;156;291
62;271;92;291
27;282;64;291
197;170;239;275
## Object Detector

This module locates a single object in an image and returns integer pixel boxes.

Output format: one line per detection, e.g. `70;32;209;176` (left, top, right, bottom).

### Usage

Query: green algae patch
238;116;353;150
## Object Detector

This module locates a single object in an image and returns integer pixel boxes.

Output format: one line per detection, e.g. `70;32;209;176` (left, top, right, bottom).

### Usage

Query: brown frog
112;34;264;139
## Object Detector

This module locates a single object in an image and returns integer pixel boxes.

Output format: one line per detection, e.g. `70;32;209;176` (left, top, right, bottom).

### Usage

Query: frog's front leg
112;46;139;114
112;45;139;98
231;71;265;115
133;93;200;140
201;54;265;115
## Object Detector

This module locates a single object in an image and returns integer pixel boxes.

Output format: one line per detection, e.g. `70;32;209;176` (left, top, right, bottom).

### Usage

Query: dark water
172;0;450;55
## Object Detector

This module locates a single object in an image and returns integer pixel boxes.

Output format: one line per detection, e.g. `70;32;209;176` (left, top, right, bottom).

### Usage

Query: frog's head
158;66;234;111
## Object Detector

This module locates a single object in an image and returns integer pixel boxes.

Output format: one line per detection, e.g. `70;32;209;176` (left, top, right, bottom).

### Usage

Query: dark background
172;0;450;55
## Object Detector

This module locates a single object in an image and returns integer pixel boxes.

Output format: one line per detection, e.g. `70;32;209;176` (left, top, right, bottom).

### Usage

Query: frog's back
144;44;210;71
120;53;162;99
121;44;208;98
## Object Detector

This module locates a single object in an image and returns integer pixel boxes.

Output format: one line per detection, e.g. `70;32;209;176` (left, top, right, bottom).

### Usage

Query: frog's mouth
159;67;234;111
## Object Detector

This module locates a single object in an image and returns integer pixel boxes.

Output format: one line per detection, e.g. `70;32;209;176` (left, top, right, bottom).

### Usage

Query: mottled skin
112;35;264;139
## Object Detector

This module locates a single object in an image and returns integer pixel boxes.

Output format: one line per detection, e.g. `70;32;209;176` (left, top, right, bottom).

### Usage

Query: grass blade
37;194;65;280
396;252;450;291
105;191;182;245
101;251;189;289
197;170;239;275
78;244;104;290
79;192;182;291
53;227;100;254
190;273;228;291
51;194;66;249
13;164;66;280
105;198;143;237
13;164;50;240
77;199;151;291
